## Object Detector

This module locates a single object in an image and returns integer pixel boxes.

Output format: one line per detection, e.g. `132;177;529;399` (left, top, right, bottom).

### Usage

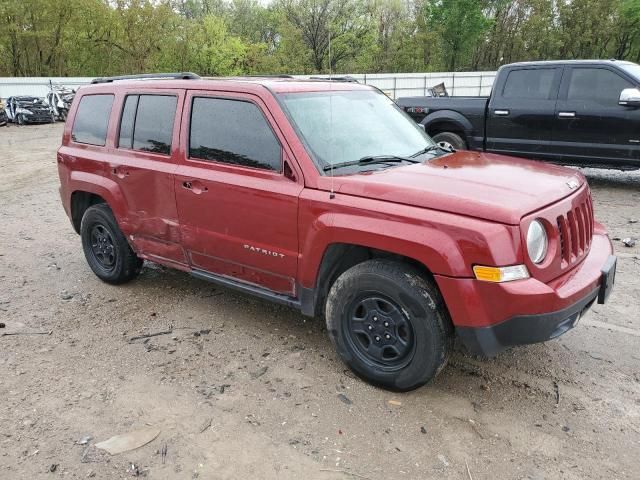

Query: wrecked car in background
6;96;55;125
46;83;76;121
0;100;7;126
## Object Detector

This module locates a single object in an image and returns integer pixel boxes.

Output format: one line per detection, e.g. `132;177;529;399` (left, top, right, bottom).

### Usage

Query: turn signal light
473;265;530;283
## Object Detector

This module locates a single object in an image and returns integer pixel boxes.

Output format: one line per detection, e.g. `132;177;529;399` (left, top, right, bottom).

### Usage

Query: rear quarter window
117;94;177;155
71;94;114;146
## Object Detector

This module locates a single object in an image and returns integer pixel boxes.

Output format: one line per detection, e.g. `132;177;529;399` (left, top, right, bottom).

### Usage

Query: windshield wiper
323;155;419;172
410;144;453;157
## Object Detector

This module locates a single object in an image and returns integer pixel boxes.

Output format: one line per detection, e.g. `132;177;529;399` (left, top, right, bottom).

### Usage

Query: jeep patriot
57;73;616;391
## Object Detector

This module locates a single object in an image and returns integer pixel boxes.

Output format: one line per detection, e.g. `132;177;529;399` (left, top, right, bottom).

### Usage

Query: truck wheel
432;132;466;150
17;114;24;126
80;204;143;285
325;259;453;391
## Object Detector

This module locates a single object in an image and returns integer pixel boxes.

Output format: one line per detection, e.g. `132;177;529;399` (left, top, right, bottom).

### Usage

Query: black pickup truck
396;60;640;169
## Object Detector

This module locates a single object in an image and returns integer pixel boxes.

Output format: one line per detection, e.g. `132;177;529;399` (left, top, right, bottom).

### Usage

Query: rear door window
189;97;281;171
502;69;556;100
117;94;177;155
72;94;114;146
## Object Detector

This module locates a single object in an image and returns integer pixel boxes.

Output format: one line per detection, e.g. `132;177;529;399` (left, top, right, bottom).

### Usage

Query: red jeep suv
57;73;616;391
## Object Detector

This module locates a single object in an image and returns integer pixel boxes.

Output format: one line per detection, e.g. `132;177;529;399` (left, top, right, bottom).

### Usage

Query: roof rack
309;75;359;83
91;72;201;84
241;74;295;79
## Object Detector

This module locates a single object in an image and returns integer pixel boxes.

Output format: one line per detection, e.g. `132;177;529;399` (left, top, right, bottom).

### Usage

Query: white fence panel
299;71;497;98
0;77;92;99
0;71;498;100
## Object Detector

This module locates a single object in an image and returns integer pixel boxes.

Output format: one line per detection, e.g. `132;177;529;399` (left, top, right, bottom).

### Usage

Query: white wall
0;77;92;100
0;71;497;100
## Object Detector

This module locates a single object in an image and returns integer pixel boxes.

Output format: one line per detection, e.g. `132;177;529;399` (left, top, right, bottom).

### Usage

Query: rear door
486;66;562;158
552;66;640;166
109;89;187;268
175;90;303;295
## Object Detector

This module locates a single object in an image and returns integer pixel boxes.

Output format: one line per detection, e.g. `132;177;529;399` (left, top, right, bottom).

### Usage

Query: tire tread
325;259;453;391
80;203;142;285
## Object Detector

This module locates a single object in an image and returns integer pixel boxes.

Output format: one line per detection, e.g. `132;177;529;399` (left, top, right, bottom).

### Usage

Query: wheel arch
422;111;472;142
300;242;450;318
68;171;129;234
70;191;107;233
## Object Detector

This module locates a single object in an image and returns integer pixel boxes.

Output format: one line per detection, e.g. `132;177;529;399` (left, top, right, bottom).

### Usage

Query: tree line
1;0;639;78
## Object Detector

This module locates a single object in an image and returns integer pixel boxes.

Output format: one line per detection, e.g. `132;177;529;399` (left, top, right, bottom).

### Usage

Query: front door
486;66;562;159
175;90;303;296
552;66;640;166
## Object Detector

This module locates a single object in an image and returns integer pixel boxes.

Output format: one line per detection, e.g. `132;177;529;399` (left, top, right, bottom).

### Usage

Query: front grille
556;197;594;268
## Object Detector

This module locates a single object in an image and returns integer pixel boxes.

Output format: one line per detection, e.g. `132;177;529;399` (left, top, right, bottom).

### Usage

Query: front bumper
435;230;615;356
23;114;53;124
457;286;599;356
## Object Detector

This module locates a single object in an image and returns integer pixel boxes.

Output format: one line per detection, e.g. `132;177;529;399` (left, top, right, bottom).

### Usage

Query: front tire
80;204;142;284
325;260;453;391
432;131;467;150
16;114;24;126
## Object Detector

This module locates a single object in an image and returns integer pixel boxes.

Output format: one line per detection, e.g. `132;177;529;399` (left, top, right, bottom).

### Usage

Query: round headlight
527;220;548;264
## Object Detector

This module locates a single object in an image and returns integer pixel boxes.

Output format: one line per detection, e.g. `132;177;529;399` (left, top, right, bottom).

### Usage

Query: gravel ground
0;123;639;480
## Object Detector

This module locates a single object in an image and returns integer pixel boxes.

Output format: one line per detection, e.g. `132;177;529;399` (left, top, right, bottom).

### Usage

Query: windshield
620;63;640;83
16;98;42;106
278;89;434;172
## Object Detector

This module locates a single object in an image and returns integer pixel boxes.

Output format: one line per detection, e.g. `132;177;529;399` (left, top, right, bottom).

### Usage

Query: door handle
558;111;576;118
182;180;208;194
494;109;510;116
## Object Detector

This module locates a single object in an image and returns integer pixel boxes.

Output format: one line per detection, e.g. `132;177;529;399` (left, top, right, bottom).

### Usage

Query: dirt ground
0;123;638;480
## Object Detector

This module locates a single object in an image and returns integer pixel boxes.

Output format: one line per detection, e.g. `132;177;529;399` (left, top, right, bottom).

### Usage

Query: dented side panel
58;87;188;268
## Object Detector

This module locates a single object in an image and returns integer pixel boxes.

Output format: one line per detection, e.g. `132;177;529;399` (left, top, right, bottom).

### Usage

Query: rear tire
325;259;453;391
432;132;467;150
80;204;142;285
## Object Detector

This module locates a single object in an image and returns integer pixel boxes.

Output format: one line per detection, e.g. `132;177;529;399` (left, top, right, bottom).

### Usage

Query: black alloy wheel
326;259;454;391
80;204;142;284
345;295;415;371
88;224;117;272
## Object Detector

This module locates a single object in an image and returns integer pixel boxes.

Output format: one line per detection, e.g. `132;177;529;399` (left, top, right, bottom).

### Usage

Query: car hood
329;151;585;225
